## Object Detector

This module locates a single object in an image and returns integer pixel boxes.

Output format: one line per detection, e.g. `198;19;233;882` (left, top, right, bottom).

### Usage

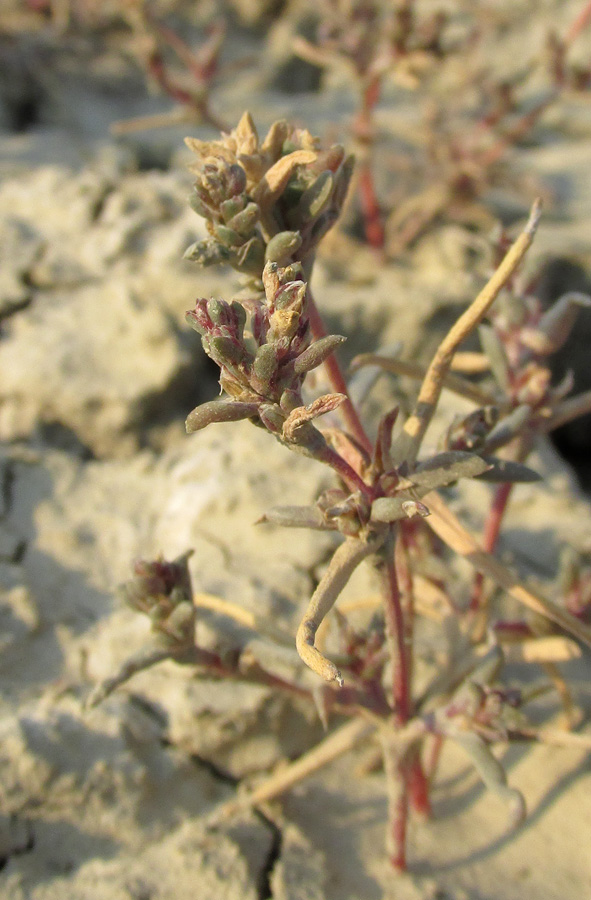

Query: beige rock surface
1;2;591;898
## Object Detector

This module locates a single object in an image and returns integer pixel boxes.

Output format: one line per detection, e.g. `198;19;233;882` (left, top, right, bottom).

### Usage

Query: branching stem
394;199;542;465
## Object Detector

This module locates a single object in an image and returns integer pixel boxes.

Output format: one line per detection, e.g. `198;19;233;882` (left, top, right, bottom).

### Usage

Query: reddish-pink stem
307;290;373;457
318;444;372;497
407;754;431;818
358;161;386;250
353;77;385;250
470;480;513;610
380;541;412;870
382;550;410;723
565;0;591;47
389;775;409;871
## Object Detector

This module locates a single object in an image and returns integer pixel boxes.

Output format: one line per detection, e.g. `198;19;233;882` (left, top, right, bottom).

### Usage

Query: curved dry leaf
235;110;259;155
253;150;318;211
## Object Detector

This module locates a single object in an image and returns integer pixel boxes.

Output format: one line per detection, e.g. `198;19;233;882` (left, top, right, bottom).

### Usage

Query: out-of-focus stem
470;480;513;612
380;542;410;723
354;76;385;250
358;159;386;249
394;199;542;466
378;536;412;870
307;287;374;457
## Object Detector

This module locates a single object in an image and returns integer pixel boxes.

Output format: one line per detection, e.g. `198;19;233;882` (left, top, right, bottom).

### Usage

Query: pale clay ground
1;2;591;898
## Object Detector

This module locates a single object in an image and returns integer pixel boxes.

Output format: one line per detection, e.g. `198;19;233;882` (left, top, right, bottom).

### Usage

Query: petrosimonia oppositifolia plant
91;113;591;871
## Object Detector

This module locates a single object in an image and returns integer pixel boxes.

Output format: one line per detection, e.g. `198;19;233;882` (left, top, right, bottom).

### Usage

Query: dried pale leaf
261;119;290;156
425;491;591;648
505;636;581;663
253;150;317;210
235;111;259;155
292;35;335;69
282;394;346;439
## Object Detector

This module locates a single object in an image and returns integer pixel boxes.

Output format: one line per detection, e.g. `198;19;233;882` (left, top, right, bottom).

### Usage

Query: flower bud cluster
183;112;353;278
119;553;195;648
185;261;346;454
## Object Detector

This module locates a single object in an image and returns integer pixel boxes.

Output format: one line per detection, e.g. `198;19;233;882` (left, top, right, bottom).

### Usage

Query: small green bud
230;300;247;333
213;224;243;248
265;230;302;265
293;335;346;375
233;237;265;275
227;202;260;236
293;171;334;225
253;343;278;387
184;239;229;267
279;389;301;412
206;297;228;325
189;192;212;219
258;403;285;433
209;335;244;366
220;196;245;223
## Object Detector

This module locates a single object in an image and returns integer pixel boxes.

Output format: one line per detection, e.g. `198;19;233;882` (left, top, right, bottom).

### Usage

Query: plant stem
470;480;513;612
216;717;375;820
394;198;542;466
354;76;385;250
358;159;385;249
380;541;410;723
318;443;372;496
425;490;591;647
564;0;591;47
377;535;413;870
306;287;374;457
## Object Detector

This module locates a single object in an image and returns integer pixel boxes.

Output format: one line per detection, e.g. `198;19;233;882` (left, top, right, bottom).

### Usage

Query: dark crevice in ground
184;748;284;898
187;751;238;787
0;816;35;872
255;810;283;900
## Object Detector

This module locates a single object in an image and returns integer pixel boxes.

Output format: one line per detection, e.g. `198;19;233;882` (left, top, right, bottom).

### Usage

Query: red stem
565;0;591;47
306;290;373;457
389;776;409;871
380;541;412;870
407;754;431;818
382;549;410;723
353;77;385;250
358;160;386;250
470;480;513;610
318;444;372;497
